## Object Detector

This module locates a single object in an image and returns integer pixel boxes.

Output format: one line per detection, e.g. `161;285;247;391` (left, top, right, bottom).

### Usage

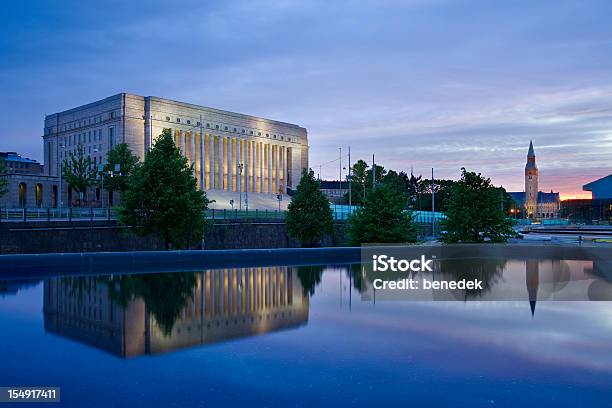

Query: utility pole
348;145;352;211
372;154;375;189
431;167;435;238
339;147;342;196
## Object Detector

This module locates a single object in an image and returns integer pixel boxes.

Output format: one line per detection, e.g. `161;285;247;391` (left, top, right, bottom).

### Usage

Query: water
0;261;611;407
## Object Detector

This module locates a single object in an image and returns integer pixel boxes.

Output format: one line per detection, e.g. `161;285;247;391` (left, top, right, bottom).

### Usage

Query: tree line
287;160;518;246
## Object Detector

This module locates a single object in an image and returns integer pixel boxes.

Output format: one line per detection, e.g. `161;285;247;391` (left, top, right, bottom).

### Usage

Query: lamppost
237;162;244;210
277;191;282;211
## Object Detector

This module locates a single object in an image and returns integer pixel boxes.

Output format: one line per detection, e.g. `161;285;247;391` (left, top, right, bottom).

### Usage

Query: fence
0;207;445;223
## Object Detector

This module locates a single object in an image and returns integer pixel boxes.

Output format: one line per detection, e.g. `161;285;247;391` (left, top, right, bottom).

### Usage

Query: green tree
406;172;424;209
417;178;457;212
287;169;334;247
440;168;516;243
0;157;8;198
103;143;140;197
344;159;369;205
62;144;97;206
346;184;417;245
119;129;210;250
382;169;409;196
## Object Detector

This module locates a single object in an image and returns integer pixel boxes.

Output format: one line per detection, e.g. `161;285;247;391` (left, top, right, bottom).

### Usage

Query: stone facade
0;173;59;208
43;93;309;208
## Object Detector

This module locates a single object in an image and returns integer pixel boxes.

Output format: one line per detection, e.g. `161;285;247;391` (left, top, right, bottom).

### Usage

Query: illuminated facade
42;93;308;207
43;267;309;358
509;141;560;219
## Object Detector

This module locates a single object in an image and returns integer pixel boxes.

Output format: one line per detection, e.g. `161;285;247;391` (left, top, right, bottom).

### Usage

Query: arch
52;185;58;207
18;182;27;207
35;183;43;207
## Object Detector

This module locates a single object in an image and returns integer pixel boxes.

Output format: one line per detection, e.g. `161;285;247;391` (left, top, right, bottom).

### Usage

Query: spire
527;140;535;157
530;300;536;317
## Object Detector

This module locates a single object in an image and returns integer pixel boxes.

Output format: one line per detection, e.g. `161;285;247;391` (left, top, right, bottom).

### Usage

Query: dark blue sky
1;0;611;197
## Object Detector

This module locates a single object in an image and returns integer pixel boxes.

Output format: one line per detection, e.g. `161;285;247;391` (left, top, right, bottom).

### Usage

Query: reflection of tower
525;260;539;317
525;141;538;219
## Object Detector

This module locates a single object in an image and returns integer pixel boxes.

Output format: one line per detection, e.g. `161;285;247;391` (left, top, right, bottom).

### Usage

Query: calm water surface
0;261;611;407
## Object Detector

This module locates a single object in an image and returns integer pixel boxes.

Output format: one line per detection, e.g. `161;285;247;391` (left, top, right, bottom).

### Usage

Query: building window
206;123;210;128
215;125;219;130
177;118;181;123
250;130;254;135
266;133;269;137
109;127;115;148
110;112;115;119
224;126;228;131
233;128;237;132
166;116;170;121
187;120;191;125
258;132;261;136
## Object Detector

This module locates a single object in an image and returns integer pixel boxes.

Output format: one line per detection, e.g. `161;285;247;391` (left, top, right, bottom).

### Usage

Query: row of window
61;128;111;147
164;116;294;142
48;111;116;134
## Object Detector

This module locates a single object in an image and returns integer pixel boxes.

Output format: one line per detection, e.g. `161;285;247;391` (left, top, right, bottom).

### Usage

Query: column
228;138;233;192
251;141;256;192
268;144;272;194
259;142;264;193
245;140;250;194
199;132;205;190
282;146;287;193
218;137;224;190
181;130;186;157
190;131;196;171
209;135;215;189
275;145;280;194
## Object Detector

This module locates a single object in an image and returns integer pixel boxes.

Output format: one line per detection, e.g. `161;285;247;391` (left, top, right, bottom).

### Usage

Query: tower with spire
525;140;538;218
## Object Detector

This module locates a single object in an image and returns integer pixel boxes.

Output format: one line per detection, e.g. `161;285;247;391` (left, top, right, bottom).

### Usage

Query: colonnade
172;130;290;194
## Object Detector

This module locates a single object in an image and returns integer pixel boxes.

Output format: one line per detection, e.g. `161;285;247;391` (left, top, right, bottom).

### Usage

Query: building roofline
45;92;307;132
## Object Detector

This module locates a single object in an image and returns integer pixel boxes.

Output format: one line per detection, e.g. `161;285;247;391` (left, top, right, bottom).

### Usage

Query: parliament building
42;93;308;209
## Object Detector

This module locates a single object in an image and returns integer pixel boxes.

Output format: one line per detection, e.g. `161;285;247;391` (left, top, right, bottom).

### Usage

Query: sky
1;0;611;199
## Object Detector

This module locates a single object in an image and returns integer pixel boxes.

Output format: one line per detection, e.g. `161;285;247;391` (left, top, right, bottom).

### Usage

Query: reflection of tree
297;266;324;296
436;258;506;299
0;279;41;297
346;264;368;294
106;273;197;336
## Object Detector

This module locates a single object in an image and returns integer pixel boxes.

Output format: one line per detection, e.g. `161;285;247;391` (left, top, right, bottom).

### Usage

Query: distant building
508;141;560;219
583;175;612;199
560;199;612;224
319;180;348;204
0;151;58;208
0;152;43;174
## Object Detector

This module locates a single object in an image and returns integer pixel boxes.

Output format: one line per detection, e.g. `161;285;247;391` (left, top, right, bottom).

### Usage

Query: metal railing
0;207;118;221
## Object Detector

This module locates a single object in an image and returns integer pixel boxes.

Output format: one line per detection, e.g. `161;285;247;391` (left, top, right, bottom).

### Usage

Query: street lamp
237;162;244;210
277;192;283;211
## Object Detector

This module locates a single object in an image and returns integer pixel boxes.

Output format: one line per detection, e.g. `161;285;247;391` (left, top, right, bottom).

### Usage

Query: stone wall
0;219;346;254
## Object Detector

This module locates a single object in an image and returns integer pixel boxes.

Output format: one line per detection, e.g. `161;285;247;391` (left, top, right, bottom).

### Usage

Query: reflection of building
42;93;308;208
43;267;309;358
0;152;58;208
509;141;560;219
